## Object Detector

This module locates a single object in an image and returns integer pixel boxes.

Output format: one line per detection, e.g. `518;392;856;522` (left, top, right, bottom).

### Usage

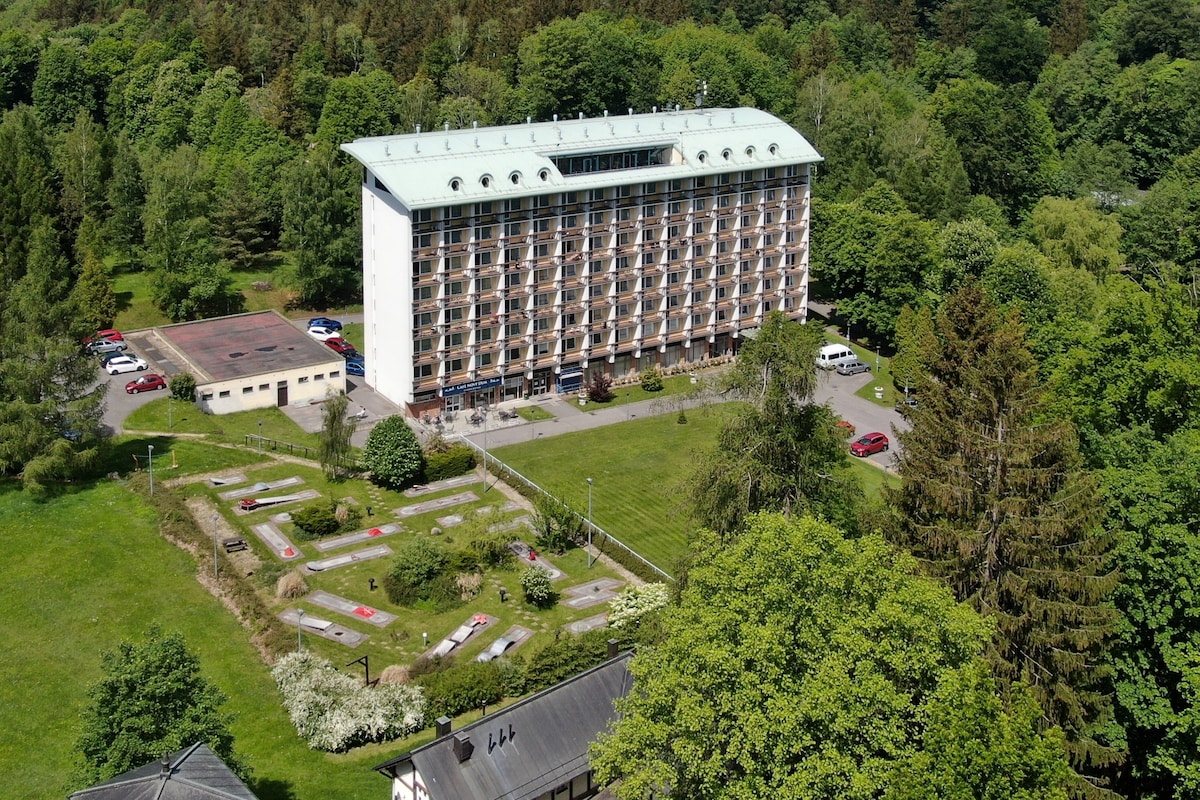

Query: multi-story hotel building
341;107;821;415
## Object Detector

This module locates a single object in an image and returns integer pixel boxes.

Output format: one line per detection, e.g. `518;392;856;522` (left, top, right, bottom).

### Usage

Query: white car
105;355;149;375
307;326;341;341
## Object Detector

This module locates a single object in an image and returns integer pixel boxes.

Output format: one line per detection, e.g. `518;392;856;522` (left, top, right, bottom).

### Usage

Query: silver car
105;354;149;375
87;338;127;355
835;360;871;375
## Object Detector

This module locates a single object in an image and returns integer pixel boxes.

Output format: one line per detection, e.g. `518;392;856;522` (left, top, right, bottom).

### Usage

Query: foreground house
69;742;258;800
375;651;633;800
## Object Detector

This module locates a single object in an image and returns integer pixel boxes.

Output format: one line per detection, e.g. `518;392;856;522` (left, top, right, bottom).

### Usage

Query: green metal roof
341;107;822;210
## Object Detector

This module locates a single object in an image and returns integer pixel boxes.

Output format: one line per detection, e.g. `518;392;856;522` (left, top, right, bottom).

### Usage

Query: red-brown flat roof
157;310;343;383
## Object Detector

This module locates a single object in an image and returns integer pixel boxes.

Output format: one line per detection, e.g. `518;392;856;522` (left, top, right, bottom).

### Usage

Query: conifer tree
888;283;1119;788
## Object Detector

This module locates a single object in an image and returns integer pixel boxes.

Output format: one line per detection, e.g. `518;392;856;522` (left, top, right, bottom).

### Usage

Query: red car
83;328;124;345
325;337;357;354
850;432;889;457
125;374;168;394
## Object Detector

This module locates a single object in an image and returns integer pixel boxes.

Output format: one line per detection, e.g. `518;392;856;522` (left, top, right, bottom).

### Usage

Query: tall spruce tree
887;283;1119;790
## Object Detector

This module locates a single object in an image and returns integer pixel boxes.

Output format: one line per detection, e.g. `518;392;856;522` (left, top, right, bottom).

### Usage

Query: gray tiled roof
69;743;258;800
377;653;634;800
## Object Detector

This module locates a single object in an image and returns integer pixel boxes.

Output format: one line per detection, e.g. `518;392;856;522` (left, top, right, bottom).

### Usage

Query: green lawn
493;404;900;574
124;401;324;454
569;372;717;413
0;476;396;800
515;405;555;421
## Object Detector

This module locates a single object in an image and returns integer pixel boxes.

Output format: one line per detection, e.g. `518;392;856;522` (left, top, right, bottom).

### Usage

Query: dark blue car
307;317;342;331
342;349;365;364
346;360;365;377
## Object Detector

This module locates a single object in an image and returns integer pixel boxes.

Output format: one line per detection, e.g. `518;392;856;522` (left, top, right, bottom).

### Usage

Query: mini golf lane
250;522;304;561
278;608;367;647
395;490;479;518
217;476;304;500
307;590;396;627
305;544;392;572
311;523;402;552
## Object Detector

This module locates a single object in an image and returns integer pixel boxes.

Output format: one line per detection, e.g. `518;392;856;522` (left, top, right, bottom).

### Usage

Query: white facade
195;364;347;414
343;107;821;414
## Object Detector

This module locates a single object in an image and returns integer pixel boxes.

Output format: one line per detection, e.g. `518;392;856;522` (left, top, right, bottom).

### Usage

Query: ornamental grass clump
272;652;425;752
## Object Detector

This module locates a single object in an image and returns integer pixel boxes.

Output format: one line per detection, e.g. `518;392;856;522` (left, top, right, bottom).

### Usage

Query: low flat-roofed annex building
154;310;347;414
342;107;821;416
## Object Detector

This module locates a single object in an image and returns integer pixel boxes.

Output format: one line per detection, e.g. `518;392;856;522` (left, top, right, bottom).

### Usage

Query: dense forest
2;0;1200;797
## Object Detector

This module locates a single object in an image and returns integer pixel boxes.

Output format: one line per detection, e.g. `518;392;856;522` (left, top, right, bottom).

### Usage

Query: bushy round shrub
169;372;197;402
384;537;449;606
607;583;670;629
291;504;339;540
362;416;424;490
640;368;664;392
521;565;556;608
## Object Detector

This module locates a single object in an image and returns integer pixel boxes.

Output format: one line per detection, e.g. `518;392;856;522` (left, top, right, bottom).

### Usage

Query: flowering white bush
272;651;425;752
607;582;670;629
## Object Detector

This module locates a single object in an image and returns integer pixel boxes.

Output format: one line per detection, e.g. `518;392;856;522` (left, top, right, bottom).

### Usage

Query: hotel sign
440;376;503;397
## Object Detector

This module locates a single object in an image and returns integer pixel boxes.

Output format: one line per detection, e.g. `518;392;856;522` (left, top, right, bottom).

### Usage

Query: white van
816;343;858;370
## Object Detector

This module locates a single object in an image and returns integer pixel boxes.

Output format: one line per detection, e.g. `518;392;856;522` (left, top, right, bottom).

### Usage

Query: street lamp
147;444;154;496
257;420;263;452
212;513;219;580
482;410;489;493
875;346;880;375
297;609;304;653
586;477;595;568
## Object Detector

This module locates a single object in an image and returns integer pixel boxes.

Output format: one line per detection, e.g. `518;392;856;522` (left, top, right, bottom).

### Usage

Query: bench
223;537;248;553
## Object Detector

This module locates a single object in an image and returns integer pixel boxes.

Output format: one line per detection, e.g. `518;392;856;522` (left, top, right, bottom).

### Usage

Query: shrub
423;444;476;482
607;583;670;629
169;372;196;402
586;370;614;403
271;652;425;752
333;502;362;529
532;494;582;554
384;537;449;606
276;570;309;599
468;530;516;568
291;504;339;540
362;416;424;490
521;565;556;608
417;661;504;721
640;368;664;392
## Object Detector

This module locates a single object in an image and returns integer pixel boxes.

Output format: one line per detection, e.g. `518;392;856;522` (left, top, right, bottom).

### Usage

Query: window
416;285;434;301
450;358;464;372
534;293;550;307
504;198;523;213
258;383;269;391
474;251;493;266
641;276;655;289
642;299;656;312
449;332;464;347
591;332;604;344
692;267;705;280
508;348;523;361
330;370;340;378
449;306;465;321
505;272;522;287
218;390;231;398
416;338;433;353
666;294;681;309
642;252;655;265
315;374;325;381
448;281;465;296
617;280;630;293
506;298;523;312
590;260;605;274
534;342;551;355
535;317;552;332
505;221;523;237
478;352;493;366
413;260;433;276
505;322;522;338
298;377;309;384
667;271;682;285
201;392;213;400
242;387;253;394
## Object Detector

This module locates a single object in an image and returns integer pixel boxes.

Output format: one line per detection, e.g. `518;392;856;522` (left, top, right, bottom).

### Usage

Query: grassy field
0;476;398;800
124;401;325;453
493;404;899;574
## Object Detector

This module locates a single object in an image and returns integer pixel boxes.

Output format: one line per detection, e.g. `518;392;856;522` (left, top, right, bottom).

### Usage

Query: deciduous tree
74;627;243;786
362;414;423;490
317;391;356;481
592;513;1071;800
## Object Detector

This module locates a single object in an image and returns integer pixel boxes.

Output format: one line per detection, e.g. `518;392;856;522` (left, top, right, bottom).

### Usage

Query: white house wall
362;177;414;408
196;363;347;415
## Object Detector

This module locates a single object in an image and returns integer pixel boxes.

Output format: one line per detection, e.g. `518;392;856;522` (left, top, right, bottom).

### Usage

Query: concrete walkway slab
279;608;368;647
307;590;396;627
305;544;392;572
396;490;478;517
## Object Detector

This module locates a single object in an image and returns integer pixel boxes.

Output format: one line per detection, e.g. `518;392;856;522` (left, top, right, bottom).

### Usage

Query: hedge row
128;473;294;659
423;444;476;482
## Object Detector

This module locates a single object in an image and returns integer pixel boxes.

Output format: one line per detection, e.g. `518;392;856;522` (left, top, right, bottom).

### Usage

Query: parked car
307;317;343;331
100;350;131;366
83;328;123;345
324;337;356;354
895;396;919;414
835;419;857;437
816;343;858;370
345;360;365;377
125;374;168;394
476;636;516;662
307;325;341;341
835;360;872;375
341;348;364;363
86;337;128;355
850;432;889;457
104;354;149;375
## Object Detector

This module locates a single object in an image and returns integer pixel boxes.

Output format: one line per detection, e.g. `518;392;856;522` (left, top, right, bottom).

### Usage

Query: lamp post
482;410;489;493
257;420;263;452
586;477;594;568
168;396;173;431
147;444;154;496
212;513;219;580
875;346;880;375
297;609;304;653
